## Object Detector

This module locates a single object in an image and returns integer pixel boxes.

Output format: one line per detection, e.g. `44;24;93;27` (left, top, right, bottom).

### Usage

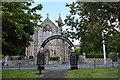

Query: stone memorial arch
39;35;75;65
37;35;78;69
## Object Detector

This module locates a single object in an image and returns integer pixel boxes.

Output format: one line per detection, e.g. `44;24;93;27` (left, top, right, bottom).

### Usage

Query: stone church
25;14;70;64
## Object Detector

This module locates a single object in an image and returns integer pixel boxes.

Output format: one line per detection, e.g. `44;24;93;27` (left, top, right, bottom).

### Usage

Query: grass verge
67;67;119;78
2;69;45;78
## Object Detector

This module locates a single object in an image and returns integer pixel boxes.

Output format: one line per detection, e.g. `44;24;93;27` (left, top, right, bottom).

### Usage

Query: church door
45;50;50;58
45;50;50;64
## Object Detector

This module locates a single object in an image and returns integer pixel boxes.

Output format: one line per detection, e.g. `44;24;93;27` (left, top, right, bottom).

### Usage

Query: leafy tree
64;2;120;54
75;48;82;55
2;2;43;56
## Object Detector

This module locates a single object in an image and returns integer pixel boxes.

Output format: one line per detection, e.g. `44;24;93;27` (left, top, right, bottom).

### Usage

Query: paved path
40;69;68;78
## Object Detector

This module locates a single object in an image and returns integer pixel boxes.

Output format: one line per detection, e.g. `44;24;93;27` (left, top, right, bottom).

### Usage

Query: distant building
25;14;70;64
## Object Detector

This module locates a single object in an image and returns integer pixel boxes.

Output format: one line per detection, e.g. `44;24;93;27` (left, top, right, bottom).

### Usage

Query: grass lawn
2;69;45;79
67;67;119;78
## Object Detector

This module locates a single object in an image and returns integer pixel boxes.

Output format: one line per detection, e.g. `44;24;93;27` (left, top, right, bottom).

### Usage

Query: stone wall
48;60;60;65
79;55;119;65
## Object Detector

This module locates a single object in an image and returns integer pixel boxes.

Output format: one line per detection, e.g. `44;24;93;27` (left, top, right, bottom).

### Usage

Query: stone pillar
83;53;86;59
5;56;9;66
59;56;62;64
34;53;37;65
46;56;49;65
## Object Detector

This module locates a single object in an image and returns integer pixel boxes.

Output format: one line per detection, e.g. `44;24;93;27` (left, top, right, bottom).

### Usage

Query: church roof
41;15;58;30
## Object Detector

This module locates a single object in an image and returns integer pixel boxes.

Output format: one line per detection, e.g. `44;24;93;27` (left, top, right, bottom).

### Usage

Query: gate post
70;52;78;69
37;52;45;71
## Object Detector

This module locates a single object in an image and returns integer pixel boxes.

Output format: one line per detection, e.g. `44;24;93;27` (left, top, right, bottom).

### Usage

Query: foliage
75;48;82;55
106;34;120;54
50;56;60;60
108;52;118;59
0;55;5;59
86;53;108;58
65;2;120;54
67;67;118;78
2;2;43;55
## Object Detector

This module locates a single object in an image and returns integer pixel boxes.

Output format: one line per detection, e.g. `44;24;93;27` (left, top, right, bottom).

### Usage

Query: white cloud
69;38;80;45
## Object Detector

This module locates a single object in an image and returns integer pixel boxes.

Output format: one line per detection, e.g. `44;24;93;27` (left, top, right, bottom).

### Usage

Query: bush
108;52;118;59
50;56;60;60
0;55;5;59
86;53;108;58
75;48;82;55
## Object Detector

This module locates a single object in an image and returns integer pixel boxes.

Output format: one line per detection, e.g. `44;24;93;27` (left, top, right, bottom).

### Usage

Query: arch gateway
38;35;75;64
37;35;78;70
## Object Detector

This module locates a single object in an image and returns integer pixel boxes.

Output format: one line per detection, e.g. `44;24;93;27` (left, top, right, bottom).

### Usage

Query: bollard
112;60;114;67
118;61;120;68
19;62;21;70
94;60;96;68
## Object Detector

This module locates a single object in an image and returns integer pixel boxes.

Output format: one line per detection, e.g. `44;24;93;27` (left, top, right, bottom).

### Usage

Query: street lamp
102;30;107;65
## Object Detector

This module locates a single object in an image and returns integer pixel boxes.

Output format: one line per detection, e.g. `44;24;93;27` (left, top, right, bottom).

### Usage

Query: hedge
50;56;60;60
86;53;108;58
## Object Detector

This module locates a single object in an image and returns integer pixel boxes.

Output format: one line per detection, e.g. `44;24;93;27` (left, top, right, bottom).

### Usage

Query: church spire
59;13;60;18
57;13;62;34
47;13;49;18
58;13;62;23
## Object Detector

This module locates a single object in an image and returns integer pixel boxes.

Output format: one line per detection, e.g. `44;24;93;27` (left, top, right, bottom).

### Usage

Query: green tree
75;48;82;55
2;2;43;56
64;2;120;54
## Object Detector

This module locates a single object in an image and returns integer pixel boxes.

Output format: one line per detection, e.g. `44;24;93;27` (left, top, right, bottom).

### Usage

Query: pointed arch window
43;24;52;32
